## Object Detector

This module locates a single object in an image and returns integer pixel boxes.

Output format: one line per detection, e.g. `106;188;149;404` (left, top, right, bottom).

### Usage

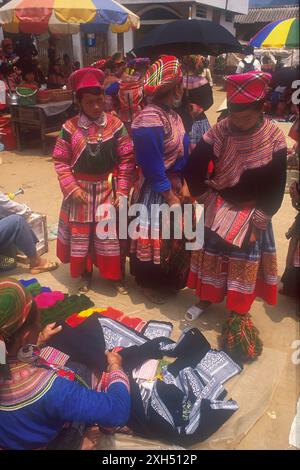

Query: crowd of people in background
0;36;79;95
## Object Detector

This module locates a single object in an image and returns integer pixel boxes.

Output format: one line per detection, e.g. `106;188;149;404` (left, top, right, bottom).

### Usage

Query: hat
0;278;32;379
225;71;272;105
144;55;182;96
68;67;105;93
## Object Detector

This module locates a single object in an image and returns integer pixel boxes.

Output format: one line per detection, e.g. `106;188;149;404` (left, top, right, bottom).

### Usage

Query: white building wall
107;29;118;56
123;30;134;53
191;0;248;15
220;12;236;35
120;1;248;15
72;33;83;66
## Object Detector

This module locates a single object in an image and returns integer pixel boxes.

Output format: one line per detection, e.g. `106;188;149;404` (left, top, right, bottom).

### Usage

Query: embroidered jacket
53;113;135;199
0;359;130;450
184;117;287;231
131;104;189;193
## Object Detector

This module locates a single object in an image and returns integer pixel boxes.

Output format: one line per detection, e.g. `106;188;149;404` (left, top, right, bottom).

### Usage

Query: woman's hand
37;323;62;347
105;351;123;372
162;189;181;207
180;178;191;200
72;188;87;204
106;351;123;372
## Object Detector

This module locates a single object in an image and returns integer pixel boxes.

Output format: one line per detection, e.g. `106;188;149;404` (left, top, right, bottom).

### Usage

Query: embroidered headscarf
225;71;272;105
144;55;182;97
0;278;32;378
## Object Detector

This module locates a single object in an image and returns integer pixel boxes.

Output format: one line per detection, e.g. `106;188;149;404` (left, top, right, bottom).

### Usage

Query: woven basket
47;89;73;102
16;85;38;106
37;89;51;104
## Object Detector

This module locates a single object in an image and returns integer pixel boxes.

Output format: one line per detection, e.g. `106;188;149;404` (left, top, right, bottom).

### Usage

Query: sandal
114;281;129;295
185;302;210;321
30;261;59;275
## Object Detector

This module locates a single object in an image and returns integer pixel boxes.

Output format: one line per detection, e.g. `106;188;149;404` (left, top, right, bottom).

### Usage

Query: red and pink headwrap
144;55;182;97
225;71;272;105
68;67;105;93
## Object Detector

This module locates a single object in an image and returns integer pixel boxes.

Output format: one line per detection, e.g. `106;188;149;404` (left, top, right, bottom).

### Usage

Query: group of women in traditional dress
51;55;288;362
0;52;293;451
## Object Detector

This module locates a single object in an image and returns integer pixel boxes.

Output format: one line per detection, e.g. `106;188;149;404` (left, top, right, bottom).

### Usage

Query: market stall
10;89;73;153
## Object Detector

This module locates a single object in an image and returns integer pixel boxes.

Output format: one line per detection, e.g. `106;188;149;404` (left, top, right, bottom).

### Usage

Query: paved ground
0;88;299;449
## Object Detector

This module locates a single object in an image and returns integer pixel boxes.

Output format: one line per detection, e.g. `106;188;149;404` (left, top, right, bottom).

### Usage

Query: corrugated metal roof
235;5;299;24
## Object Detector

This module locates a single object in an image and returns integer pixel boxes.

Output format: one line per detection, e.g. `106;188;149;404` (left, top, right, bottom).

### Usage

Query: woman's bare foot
78;272;92;293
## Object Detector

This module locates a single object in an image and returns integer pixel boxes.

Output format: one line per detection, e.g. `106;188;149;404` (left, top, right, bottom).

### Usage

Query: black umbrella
132;19;242;58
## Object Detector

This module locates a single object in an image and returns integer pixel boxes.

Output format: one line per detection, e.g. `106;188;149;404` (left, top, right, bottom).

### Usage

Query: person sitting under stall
0;190;58;275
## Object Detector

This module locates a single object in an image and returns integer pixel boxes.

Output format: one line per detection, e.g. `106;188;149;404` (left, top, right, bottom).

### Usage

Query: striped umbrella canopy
0;0;140;35
249;17;299;49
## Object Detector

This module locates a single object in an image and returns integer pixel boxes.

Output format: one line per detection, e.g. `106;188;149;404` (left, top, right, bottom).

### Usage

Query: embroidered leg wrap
221;312;263;362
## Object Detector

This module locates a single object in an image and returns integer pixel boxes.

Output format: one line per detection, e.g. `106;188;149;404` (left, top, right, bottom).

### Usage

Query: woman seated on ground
0;278;130;450
0;190;58;275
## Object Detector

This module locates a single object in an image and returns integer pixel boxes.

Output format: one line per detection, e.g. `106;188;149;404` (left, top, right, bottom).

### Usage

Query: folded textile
44;311;240;445
39;346;70;367
127;330;241;445
40;294;94;328
19;278;52;296
35;292;66;309
141;321;173;340
19;278;39;287
203;191;254;248
65;307;146;331
48;313;106;373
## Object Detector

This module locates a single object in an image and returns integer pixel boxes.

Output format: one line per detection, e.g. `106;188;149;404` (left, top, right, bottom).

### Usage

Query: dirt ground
0;88;299;450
